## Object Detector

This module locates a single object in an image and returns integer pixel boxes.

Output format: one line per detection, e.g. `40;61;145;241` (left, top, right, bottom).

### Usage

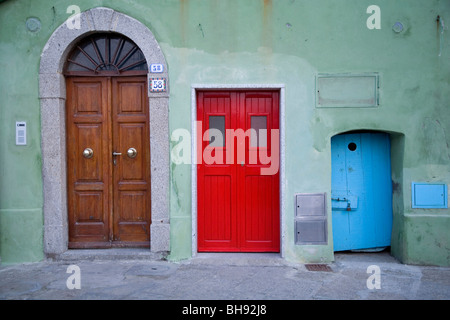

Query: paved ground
1;250;449;302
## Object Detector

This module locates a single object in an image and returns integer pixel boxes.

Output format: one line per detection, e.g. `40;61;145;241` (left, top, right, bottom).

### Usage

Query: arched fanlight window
64;33;148;75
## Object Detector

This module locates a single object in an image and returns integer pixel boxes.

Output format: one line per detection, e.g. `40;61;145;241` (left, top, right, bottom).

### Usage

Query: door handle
82;148;94;159
112;151;122;166
127;148;137;159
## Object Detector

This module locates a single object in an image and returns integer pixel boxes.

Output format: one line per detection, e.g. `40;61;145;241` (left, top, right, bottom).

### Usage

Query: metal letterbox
295;193;327;245
296;193;326;217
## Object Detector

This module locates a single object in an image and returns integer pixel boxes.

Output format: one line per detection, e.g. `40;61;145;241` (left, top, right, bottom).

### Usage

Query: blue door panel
367;133;393;248
332;133;392;252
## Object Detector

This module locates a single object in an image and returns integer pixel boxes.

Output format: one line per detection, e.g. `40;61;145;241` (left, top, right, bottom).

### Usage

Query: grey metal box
294;193;327;245
295;220;327;245
296;193;326;217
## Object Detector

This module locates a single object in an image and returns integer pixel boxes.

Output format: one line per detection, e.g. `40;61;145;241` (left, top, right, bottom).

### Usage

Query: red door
197;91;280;252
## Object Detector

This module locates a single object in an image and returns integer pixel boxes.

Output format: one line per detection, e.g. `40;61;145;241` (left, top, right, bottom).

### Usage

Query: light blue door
331;133;392;252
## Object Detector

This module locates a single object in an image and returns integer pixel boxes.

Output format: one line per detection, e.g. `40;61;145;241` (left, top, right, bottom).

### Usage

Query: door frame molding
191;84;286;257
39;7;170;256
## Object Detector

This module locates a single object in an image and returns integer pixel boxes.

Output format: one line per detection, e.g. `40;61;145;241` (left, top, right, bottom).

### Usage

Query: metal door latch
331;197;348;202
332;196;355;211
112;151;122;165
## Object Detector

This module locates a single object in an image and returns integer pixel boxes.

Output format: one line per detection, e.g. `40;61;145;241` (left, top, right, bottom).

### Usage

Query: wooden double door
66;76;151;248
197;91;280;252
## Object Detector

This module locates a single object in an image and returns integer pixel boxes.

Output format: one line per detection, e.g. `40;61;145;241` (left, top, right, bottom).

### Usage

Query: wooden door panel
331;133;392;251
74;191;104;222
67;77;110;247
116;190;149;242
72;81;104;115
73;191;106;238
112;77;151;245
67;76;150;248
117;123;146;181
117;82;145;114
73;124;104;181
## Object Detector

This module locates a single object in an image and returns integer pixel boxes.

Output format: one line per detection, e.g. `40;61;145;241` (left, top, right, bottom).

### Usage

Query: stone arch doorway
65;32;151;248
39;7;169;256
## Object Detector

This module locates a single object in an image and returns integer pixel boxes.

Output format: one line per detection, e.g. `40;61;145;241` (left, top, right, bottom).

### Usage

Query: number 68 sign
149;78;166;92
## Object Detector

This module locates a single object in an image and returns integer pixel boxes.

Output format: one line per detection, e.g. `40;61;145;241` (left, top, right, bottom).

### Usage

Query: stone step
48;248;167;262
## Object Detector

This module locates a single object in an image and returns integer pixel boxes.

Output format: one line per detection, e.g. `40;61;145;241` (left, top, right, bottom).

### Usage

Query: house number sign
149;78;166;92
150;63;164;73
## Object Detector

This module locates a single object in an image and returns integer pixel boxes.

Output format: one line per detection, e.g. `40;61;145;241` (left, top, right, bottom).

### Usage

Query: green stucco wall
0;0;449;266
0;0;47;264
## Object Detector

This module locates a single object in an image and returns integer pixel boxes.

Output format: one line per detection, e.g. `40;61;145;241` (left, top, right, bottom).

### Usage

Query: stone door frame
39;7;169;255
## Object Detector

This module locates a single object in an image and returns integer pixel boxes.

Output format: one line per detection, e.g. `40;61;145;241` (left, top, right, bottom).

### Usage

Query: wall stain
198;23;205;38
180;0;188;46
262;0;273;48
171;161;182;210
49;6;56;30
392;181;402;194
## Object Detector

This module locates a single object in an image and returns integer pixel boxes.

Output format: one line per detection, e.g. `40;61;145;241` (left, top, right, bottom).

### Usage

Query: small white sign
149;78;166;92
150;64;164;73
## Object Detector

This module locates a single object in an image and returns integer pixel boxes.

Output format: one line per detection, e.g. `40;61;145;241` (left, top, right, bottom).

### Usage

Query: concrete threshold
49;250;288;267
47;250;399;270
185;252;290;267
48;248;168;262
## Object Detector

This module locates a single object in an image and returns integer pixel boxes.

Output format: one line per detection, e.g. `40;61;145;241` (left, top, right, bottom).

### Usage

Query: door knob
127;148;137;158
82;148;94;159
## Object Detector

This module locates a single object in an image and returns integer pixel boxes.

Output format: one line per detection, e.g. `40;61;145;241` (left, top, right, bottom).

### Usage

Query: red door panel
240;92;280;252
197;92;238;251
197;90;280;252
